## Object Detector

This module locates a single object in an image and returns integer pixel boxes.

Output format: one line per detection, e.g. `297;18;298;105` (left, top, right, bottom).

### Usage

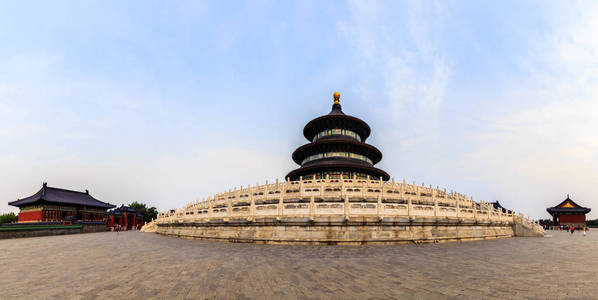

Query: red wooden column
123;213;128;230
132;214;137;230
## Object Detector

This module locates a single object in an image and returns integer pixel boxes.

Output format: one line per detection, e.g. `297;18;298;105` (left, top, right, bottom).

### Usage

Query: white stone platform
149;178;544;243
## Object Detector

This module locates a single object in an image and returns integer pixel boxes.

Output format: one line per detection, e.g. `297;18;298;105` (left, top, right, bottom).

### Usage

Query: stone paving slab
0;230;596;299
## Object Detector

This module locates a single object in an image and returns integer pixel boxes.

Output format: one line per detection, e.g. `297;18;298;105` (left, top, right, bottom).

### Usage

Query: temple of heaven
147;92;545;244
287;92;389;181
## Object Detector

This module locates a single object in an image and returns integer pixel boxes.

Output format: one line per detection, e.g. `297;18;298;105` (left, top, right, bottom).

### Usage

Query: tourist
583;226;587;236
570;226;574;235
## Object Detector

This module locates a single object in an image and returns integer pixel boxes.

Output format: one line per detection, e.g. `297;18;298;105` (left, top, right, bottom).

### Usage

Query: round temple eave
286;161;390;181
303;114;371;142
291;138;383;165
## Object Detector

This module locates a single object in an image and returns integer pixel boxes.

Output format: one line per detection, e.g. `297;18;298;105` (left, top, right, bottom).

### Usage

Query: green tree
586;219;598;227
0;212;18;224
129;201;158;223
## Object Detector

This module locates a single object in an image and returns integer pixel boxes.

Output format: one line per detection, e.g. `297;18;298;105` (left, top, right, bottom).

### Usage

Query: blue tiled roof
8;183;115;209
106;205;143;217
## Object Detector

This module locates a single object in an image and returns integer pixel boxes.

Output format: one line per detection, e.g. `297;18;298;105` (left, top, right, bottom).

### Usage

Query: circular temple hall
287;92;389;181
147;92;545;244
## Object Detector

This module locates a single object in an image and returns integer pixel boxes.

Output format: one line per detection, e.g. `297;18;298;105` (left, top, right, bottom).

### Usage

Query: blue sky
1;1;597;219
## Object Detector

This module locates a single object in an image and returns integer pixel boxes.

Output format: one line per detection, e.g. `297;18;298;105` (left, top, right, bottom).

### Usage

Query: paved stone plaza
1;230;596;299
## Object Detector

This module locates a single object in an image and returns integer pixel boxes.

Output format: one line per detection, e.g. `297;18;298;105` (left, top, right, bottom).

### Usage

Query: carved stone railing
156;178;524;225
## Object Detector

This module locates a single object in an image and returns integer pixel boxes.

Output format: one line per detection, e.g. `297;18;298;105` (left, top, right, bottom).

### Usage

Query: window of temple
305;172;370;180
312;129;362;142
301;152;373;165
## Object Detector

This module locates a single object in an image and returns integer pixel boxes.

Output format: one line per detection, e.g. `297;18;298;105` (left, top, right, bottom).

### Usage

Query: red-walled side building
547;195;591;229
8;183;115;223
106;205;144;230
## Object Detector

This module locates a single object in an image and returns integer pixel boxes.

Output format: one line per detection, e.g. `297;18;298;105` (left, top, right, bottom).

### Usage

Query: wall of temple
559;214;586;224
17;210;43;222
156;219;514;245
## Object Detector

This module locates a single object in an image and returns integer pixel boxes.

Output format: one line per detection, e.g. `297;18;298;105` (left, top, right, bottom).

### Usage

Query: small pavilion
106;205;144;230
546;195;591;229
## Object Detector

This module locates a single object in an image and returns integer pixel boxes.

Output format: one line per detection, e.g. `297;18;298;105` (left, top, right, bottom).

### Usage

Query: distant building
546;195;591;229
106;205;144;230
8;182;115;223
490;201;512;214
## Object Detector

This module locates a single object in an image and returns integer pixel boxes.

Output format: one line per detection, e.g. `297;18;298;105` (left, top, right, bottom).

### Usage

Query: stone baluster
429;184;433;202
207;197;212;219
309;196;315;221
249;185;255;222
234;187;240;207
412;181;416;194
199;197;204;219
408;195;413;218
443;188;448;205
377;194;383;220
344;195;350;221
433;188;438;217
264;180;269;200
299;176;304;198
278;181;286;220
341;176;345;198
225;192;232;222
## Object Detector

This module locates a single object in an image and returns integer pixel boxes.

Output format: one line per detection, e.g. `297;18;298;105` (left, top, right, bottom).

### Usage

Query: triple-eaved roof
8;183;115;209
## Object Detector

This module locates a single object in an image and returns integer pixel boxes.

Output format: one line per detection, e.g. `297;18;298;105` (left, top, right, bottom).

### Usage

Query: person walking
583;226;587;237
570;226;574;235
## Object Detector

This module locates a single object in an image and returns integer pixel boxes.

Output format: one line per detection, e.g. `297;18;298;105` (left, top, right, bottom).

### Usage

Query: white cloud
340;1;451;119
335;0;452;191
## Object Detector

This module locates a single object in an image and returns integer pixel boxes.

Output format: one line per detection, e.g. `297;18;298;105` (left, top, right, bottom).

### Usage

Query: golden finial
333;92;340;104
